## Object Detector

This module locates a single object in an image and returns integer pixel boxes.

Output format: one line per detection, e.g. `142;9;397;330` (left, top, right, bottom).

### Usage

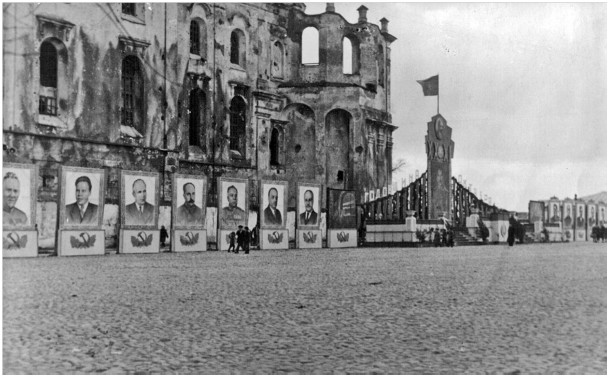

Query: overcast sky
305;2;607;211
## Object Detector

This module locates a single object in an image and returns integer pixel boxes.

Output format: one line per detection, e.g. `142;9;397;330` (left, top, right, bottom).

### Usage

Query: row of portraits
547;202;606;228
3;164;356;231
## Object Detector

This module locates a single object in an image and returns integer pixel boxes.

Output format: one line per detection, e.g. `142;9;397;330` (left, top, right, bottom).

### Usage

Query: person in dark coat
244;226;250;254
235;225;243;253
447;229;454;247
433;229;441;247
508;215;517;246
227;231;236;253
160;225;168;247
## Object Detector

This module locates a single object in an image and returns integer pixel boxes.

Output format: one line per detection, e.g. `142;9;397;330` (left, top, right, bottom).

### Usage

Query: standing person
244;226;250;254
227;231;236;253
160;225;168;247
447;229;455;247
235;225;244;253
433;228;441;247
507;214;517;246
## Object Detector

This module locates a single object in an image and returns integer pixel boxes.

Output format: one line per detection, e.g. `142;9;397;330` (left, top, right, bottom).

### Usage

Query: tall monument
425;114;455;219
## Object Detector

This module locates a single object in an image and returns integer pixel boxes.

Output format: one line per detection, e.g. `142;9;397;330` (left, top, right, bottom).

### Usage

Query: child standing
228;231;236;253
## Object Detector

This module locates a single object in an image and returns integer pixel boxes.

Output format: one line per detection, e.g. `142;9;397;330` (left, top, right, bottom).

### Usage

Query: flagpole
437;73;440;115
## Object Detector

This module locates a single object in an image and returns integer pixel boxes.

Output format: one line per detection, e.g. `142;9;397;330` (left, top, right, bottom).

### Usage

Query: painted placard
172;229;207;252
260;229;289;249
297;183;321;229
59;230;105;256
297;229;322;248
260;180;288;229
3;163;37;231
60;166;106;229
121;170;160;229
327;229;357;248
172;173;207;230
218;178;248;230
3;230;38;258
327;188;357;229
119;229;160;254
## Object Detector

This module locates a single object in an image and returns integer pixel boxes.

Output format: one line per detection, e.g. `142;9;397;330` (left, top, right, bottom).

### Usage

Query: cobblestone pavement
3;242;606;374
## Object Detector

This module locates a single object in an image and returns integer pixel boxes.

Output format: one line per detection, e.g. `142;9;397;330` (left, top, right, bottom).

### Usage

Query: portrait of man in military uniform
218;179;247;229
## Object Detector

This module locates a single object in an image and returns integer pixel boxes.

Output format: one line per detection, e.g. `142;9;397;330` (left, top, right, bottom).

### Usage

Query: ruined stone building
3;3;396;247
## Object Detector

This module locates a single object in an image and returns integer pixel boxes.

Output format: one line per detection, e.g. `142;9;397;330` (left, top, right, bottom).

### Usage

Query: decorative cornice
36;14;74;41
118;35;151;53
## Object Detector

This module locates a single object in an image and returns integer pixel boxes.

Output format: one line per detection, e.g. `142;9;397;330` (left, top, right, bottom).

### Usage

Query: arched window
342;38;353;74
301;27;319;65
271;41;284;78
39;41;58;115
269;126;284;166
189;88;206;148
190;21;200;55
229;96;246;156
378;44;385;87
230;29;246;66
121;56;144;133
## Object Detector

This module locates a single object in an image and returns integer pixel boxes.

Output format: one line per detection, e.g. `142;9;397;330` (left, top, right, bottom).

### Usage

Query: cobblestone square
3;243;606;374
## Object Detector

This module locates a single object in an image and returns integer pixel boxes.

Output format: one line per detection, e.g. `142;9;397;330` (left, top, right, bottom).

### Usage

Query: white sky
305;2;607;211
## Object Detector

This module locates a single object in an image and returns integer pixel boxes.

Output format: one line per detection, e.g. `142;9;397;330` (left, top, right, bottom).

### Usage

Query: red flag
417;75;439;96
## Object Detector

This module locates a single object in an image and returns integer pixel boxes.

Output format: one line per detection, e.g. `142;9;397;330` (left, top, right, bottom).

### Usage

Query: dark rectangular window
39;95;57;116
122;3;136;16
190;21;200;55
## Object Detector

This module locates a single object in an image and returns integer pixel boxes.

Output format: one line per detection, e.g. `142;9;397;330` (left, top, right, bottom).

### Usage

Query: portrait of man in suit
125;178;155;226
299;189;318;226
563;204;572;228
176;182;204;226
263;187;282;226
3;172;28;227
220;185;246;228
588;207;596;227
65;175;98;225
550;203;560;223
576;205;585;228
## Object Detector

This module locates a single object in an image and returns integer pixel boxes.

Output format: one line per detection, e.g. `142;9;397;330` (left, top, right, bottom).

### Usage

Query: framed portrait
588;205;596;227
297;183;321;229
260;180;288;229
217;177;248;230
575;203;586;229
59;166;105;229
327;188;357;229
562;202;573;228
3;163;37;230
121;170;160;229
172;173;207;230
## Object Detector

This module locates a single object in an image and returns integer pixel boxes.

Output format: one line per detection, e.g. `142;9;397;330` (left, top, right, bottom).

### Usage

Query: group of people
429;227;454;247
227;225;252;254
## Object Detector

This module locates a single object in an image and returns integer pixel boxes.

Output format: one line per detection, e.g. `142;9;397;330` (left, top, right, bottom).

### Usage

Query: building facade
3;3;396;248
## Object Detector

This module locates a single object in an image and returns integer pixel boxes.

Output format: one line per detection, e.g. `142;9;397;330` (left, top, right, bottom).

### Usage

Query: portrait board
549;201;561;223
587;204;597;227
172;173;207;230
59;166;105;229
562;202;573;228
599;205;606;225
327;188;357;229
217;177;248;230
260;180;288;229
3;163;37;230
121;170;160;229
575;203;586;229
297;183;321;229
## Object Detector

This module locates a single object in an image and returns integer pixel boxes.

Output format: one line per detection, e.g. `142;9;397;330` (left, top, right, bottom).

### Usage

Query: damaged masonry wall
3;3;397;249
